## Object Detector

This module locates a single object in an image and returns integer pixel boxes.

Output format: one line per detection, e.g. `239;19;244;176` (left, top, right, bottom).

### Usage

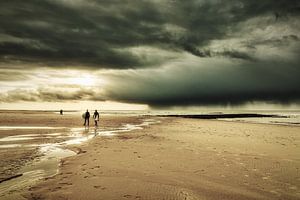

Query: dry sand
23;116;300;200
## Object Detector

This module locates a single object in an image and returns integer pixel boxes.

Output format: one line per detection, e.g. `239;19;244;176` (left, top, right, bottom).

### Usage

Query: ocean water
94;109;300;126
217;110;300;125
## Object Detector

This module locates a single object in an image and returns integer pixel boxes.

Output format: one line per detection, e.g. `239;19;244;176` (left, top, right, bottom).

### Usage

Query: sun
69;75;95;86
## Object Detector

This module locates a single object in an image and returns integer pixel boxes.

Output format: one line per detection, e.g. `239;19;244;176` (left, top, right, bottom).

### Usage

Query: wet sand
23;116;300;200
0;111;149;199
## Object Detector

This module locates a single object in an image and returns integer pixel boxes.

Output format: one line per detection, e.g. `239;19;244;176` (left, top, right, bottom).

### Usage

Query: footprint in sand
94;185;106;190
90;165;100;170
59;182;73;186
123;194;141;199
194;169;205;174
45;177;55;180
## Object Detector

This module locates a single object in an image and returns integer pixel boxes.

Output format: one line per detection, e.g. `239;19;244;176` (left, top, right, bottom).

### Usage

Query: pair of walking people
83;109;99;126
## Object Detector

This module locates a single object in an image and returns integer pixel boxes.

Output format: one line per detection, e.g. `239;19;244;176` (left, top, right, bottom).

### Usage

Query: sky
0;0;300;110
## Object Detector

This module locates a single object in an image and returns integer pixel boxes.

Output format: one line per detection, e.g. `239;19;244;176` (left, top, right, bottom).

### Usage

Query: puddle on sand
0;145;75;200
0;136;36;142
0;126;65;130
0;118;159;200
0;144;23;148
0;133;67;143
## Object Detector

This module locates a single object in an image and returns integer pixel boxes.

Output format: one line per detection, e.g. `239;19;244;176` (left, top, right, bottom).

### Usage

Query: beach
0;111;299;200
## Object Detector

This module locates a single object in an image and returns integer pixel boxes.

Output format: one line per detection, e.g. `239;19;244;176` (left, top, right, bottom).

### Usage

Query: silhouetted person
93;110;100;126
60;109;63;115
83;109;90;126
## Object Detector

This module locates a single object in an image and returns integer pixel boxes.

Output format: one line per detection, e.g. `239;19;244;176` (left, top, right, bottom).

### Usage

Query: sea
100;109;300;126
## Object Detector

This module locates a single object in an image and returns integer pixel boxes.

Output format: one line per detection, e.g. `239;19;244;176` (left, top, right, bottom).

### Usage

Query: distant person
83;109;90;126
60;109;63;115
93;110;100;126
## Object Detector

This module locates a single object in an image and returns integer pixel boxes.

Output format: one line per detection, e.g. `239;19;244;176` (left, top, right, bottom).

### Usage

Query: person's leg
84;118;86;126
87;118;89;126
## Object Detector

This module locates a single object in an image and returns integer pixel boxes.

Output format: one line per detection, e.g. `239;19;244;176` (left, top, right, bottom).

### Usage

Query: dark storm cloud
0;0;299;68
219;50;254;61
101;58;300;107
0;0;300;106
0;0;167;68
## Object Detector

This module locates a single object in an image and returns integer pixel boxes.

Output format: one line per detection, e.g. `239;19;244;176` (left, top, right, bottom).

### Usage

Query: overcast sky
0;0;299;109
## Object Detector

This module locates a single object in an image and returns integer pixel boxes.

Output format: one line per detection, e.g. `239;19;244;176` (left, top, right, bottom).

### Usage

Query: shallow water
220;114;300;126
0;118;159;200
0;126;66;130
0;145;75;200
148;110;300;126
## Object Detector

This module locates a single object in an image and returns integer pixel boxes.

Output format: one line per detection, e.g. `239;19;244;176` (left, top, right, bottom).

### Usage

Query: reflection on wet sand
0;126;66;130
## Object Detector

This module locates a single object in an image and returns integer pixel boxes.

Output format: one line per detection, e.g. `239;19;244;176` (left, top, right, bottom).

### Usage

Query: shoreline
155;114;300;127
156;113;284;119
